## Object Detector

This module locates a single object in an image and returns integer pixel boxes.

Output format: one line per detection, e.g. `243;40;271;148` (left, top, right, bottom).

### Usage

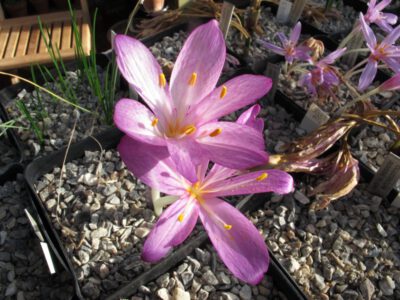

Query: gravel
304;0;357;35
248;185;400;299
35;149;171;299
0;174;73;299
5;70;114;159
135;245;287;300
226;6;292;68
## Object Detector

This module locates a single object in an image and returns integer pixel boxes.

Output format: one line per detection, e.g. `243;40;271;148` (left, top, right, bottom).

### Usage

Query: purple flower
358;13;400;91
118;105;294;285
113;20;271;182
299;48;346;95
363;0;398;33
259;22;311;64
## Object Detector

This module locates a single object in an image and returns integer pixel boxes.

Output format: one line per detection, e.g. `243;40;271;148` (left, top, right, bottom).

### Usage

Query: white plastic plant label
368;152;400;197
40;242;56;274
276;0;292;24
300;103;330;133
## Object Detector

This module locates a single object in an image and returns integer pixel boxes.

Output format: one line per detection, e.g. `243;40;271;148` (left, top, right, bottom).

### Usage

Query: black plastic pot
0;163;76;299
24;127;308;299
0;93;25;176
0;54;112;161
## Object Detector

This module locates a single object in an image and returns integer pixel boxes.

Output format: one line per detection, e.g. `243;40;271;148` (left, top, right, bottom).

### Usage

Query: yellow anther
188;72;197;86
183;125;196;135
159;73;166;87
220;85;227;99
209;128;222;137
256;172;268;181
178;213;184;222
224;224;232;230
151;118;159;127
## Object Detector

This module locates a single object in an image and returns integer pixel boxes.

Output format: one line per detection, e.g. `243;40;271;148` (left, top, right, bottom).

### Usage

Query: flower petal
189;75;272;124
166;138;206;183
360;13;377;49
114;99;165;146
383;24;400;45
205;169;294;197
118;136;187;195
374;0;390;11
236;104;264;133
170;20;225;117
197;122;268;169
142;198;199;262
382;13;398;25
114;35;172;115
258;40;286;56
358;59;378;91
319;48;347;65
383;57;400;73
276;32;288;46
198;197;269;284
289;22;302;44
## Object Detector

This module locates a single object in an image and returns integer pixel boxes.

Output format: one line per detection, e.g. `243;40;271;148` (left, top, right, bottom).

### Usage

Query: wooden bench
0;0;91;71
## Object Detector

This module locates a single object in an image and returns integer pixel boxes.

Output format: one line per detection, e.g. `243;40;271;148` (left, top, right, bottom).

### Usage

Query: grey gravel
0;122;19;168
136;246;287;300
0;174;73;299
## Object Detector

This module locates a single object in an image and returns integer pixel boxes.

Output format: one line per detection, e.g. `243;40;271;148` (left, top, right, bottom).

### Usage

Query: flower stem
344;58;368;79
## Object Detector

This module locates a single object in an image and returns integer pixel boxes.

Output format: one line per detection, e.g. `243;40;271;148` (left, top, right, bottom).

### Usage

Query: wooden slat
0;11;83;28
61;21;72;50
0;27;11;58
71;17;82;49
51;21;62;48
27;25;40;55
38;24;51;53
4;27;20;58
0;1;91;70
15;25;31;57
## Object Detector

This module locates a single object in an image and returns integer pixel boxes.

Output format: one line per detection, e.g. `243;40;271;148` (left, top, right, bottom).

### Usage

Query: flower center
187;181;203;201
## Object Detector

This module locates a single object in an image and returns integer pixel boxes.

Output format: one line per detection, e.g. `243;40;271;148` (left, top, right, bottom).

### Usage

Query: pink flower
378;73;400;91
113;20;272;182
258;22;311;64
118;106;294;285
299;48;346;95
358;13;400;91
363;0;398;33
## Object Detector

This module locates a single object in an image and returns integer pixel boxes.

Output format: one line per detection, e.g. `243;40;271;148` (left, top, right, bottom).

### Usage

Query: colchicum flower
118;105;294;284
258;22;311;63
363;0;398;32
378;72;400;91
358;13;400;91
299;48;346;95
114;20;272;182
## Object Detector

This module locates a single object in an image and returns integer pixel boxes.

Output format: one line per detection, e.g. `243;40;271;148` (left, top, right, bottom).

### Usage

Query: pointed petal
374;0;390;11
276;32;288;46
114;35;172;114
290;22;302;44
358;59;378;91
258;40;286;56
203;164;243;186
319;47;347;65
197;122;268;169
166;138;206;183
190;75;272;124
118;136;188;195
170;20;225;116
236;104;264;133
142;198;199;262
360;14;377;49
198;197;269;284
383;24;400;45
114;99;165;146
383;57;400;73
379;73;400;91
205;169;294;197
